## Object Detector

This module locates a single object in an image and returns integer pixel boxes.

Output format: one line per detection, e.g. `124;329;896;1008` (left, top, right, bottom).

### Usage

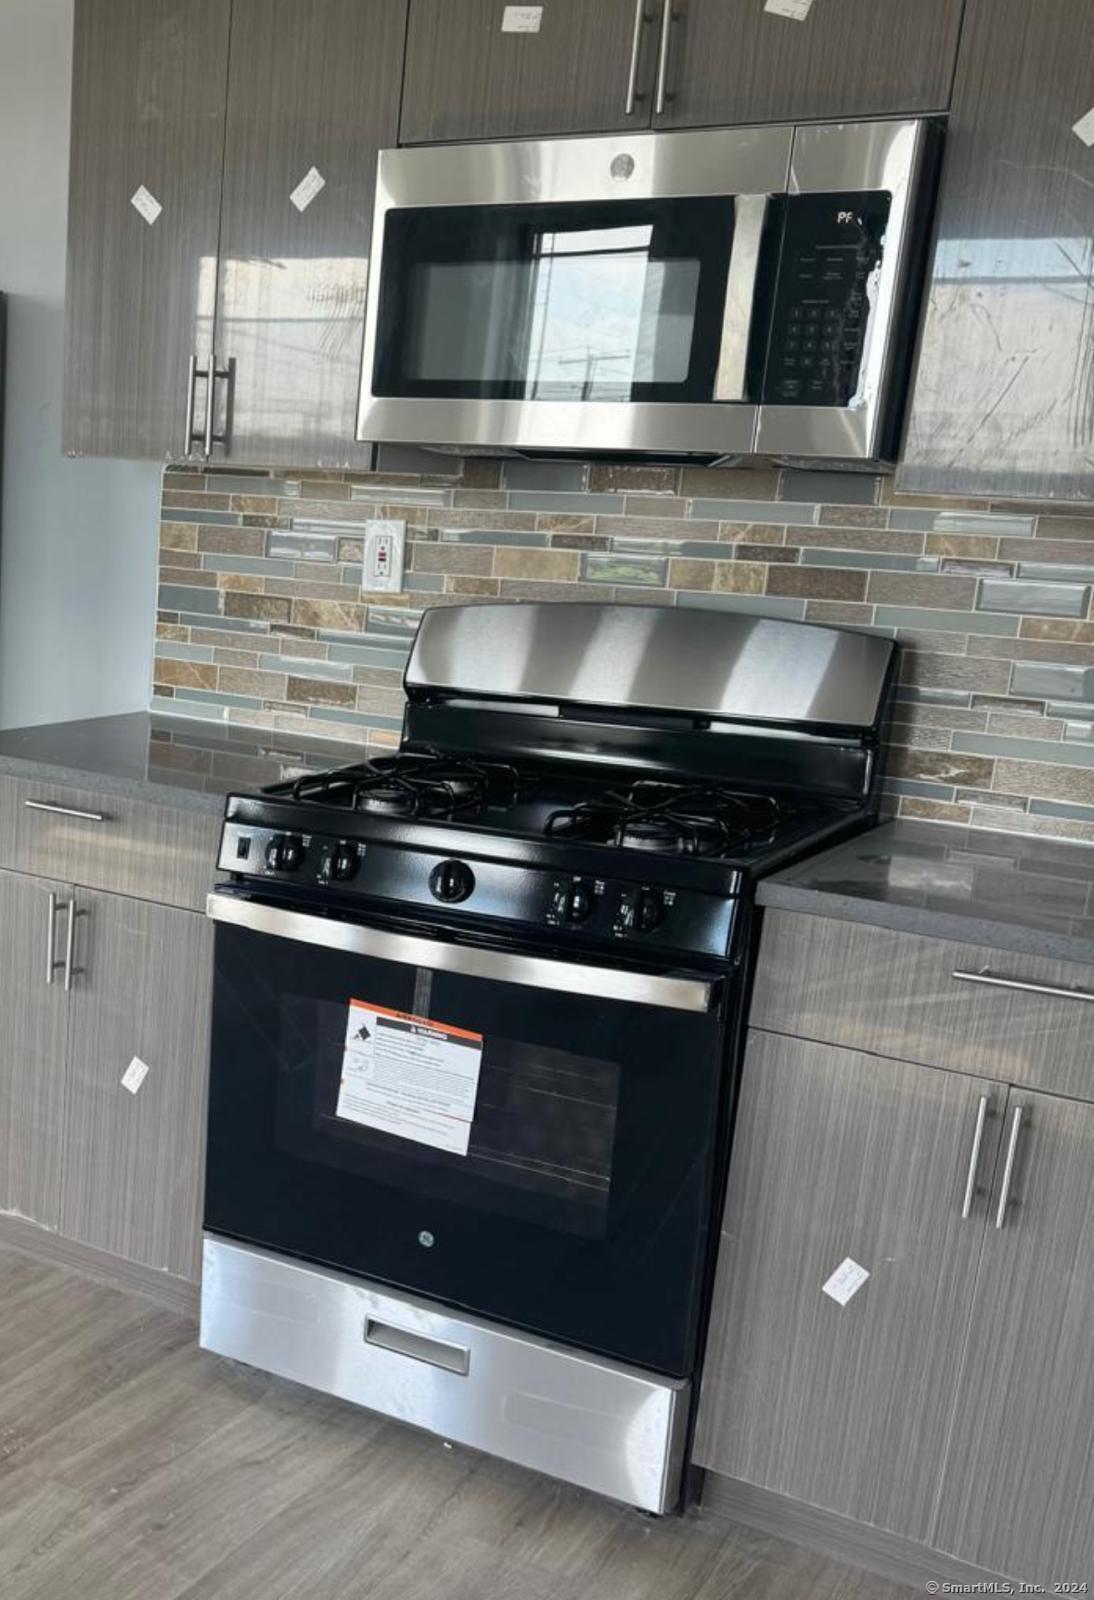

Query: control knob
265;833;305;871
633;887;665;934
429;859;475;903
326;841;359;882
561;880;596;924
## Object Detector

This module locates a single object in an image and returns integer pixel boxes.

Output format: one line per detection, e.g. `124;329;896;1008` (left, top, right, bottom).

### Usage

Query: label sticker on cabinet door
130;185;162;225
121;1056;150;1095
1073;107;1094;147
501;5;543;31
821;1257;870;1307
764;0;814;19
289;166;326;212
335;999;483;1156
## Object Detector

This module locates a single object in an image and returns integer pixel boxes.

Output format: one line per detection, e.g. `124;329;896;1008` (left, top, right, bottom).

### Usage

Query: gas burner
545;780;786;859
274;750;534;820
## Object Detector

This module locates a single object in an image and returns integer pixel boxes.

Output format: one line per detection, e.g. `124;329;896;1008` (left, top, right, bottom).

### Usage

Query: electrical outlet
363;519;406;595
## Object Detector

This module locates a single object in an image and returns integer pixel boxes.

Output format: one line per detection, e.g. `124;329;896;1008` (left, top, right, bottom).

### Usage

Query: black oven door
204;892;732;1378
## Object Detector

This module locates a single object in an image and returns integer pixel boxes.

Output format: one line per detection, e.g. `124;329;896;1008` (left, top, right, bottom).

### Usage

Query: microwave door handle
713;194;768;403
205;891;715;1014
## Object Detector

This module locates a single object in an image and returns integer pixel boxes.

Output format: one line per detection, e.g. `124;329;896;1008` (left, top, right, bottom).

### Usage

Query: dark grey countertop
0;712;360;814
758;818;1094;966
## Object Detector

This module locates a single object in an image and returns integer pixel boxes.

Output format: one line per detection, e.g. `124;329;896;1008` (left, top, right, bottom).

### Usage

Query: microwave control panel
763;190;892;408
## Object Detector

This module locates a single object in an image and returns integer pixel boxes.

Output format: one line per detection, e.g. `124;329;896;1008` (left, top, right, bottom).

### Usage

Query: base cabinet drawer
750;909;1094;1099
694;1029;1004;1544
0;776;218;911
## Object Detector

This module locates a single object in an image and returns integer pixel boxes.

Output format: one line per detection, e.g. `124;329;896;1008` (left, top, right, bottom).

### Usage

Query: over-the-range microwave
356;119;941;465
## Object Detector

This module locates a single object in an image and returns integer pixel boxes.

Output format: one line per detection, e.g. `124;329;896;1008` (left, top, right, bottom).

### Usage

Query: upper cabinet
63;0;406;466
899;0;1094;501
400;0;658;144
399;0;966;146
63;0;229;460
653;0;965;129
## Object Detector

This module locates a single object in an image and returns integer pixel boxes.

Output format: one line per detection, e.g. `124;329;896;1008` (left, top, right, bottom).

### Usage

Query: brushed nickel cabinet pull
182;354;199;456
25;798;106;823
364;1317;470;1376
952;968;1094;1005
961;1095;991;1220
995;1105;1025;1231
45;891;69;988
203;348;219;458
63;899;81;992
654;0;673;115
624;0;649;114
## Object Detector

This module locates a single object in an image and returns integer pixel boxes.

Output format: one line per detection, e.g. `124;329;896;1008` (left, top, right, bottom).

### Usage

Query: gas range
202;601;896;1515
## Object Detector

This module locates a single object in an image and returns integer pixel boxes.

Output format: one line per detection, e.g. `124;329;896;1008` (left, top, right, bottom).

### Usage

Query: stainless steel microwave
357;119;940;463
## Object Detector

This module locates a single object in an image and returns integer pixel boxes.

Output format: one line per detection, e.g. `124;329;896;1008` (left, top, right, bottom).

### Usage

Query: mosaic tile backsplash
155;451;1094;845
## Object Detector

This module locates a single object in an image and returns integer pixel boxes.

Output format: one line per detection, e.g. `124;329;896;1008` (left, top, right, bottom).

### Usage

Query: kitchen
1;0;1093;1595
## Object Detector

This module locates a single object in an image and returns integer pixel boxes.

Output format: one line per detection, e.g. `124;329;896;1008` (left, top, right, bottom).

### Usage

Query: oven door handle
713;193;768;403
206;892;717;1014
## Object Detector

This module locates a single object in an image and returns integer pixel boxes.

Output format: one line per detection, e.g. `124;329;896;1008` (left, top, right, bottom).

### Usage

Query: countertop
0;712;358;815
759;818;1094;966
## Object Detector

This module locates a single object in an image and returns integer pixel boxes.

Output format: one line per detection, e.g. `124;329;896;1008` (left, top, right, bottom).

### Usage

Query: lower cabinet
0;869;212;1284
0;868;71;1228
933;1089;1094;1580
697;1028;1094;1583
60;888;213;1280
693;1030;1006;1543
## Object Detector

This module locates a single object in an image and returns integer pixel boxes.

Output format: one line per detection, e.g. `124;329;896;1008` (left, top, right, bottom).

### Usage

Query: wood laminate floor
0;1247;918;1600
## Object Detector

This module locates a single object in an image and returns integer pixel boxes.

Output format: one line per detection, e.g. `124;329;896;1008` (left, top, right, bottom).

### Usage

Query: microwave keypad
764;191;892;407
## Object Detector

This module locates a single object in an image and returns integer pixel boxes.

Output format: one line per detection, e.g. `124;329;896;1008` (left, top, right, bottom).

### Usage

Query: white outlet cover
363;519;406;595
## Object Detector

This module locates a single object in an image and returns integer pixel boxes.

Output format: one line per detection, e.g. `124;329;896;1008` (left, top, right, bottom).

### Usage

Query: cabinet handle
203;348;219;458
624;0;649;115
961;1094;991;1220
952;967;1094;1005
182;354;199;456
654;0;674;115
25;798;106;823
994;1105;1025;1231
45;891;70;988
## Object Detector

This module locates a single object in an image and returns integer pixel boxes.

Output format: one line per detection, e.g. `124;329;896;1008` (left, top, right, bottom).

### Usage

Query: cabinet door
211;0;406;468
63;0;229;459
60;891;213;1280
899;0;1094;500
0;871;71;1229
694;1031;1003;1544
400;0;658;144
654;0;964;129
934;1090;1094;1581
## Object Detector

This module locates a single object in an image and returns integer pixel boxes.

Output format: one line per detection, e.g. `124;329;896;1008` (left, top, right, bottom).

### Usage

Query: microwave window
374;198;735;404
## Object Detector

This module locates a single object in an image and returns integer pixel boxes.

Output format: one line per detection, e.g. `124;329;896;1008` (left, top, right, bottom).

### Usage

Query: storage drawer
751;909;1094;1101
0;776;220;911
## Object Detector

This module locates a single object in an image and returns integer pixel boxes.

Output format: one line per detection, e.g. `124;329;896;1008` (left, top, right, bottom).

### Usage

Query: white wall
0;0;160;729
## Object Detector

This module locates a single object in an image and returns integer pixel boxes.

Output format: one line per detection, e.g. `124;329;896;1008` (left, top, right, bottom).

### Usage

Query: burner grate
275;749;534;820
544;780;786;858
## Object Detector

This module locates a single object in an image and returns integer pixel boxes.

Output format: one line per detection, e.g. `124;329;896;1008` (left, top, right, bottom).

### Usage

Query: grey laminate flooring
0;1248;916;1600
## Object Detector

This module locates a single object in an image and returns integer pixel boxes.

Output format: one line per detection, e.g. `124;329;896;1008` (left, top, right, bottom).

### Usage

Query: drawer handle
952;968;1094;1005
25;799;107;823
995;1104;1026;1231
364;1317;470;1376
960;1095;992;1220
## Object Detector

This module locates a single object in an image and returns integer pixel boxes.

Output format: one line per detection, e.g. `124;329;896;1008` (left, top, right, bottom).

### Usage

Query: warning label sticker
335;999;483;1156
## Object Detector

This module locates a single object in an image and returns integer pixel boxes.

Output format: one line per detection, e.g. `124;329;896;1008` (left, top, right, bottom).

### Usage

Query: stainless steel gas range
199;602;895;1513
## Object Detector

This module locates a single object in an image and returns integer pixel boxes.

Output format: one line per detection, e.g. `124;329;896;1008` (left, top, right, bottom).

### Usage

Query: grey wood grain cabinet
212;0;406;467
60;889;212;1281
400;0;660;144
653;0;965;130
63;0;230;460
899;0;1094;500
933;1089;1094;1582
0;870;72;1229
693;1029;1007;1544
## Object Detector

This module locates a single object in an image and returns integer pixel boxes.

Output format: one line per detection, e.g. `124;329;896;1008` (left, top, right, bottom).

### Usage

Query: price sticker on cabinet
130;185;162;225
289;166;326;212
121;1056;150;1096
764;0;814;19
1073;107;1094;147
501;5;543;31
336;999;483;1156
821;1257;870;1307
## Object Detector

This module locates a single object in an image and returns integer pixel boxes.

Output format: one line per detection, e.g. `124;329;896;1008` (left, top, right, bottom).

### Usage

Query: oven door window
372;198;735;404
205;922;728;1376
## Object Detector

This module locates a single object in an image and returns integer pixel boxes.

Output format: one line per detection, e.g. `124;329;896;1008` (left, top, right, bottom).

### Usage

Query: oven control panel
218;823;736;960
